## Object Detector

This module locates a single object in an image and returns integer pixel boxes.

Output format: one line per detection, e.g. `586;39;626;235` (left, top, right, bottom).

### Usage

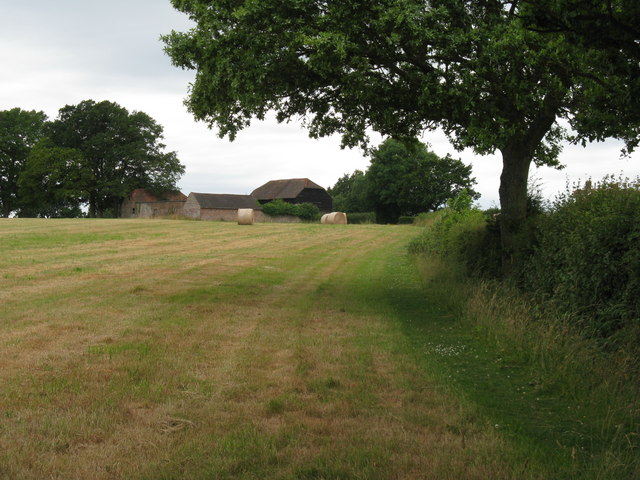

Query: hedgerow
347;212;376;224
411;176;640;342
261;199;320;221
408;189;486;260
520;176;640;337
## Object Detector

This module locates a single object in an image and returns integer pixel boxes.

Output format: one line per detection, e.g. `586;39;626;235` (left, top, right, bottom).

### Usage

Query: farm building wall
200;208;248;222
121;189;187;218
121;200;186;218
252;178;332;213
293;188;333;213
120;196;138;218
256;189;332;213
198;209;300;223
137;202;185;218
182;195;201;219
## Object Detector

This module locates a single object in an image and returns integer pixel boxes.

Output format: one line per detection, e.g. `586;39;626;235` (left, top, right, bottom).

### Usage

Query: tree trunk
88;193;97;218
113;197;123;218
496;87;564;275
498;145;532;275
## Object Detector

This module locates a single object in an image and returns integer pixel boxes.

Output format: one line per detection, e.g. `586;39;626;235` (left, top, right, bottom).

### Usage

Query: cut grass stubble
2;219;536;479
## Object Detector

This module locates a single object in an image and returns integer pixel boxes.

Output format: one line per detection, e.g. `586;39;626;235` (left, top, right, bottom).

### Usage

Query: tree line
328;138;477;223
0;100;185;218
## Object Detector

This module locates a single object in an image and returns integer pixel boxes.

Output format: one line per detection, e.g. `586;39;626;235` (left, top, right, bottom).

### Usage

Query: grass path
1;219;541;479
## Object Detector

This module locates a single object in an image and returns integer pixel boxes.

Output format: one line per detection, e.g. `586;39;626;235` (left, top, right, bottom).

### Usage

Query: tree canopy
329;139;477;223
17;139;89;218
0;108;47;217
327;170;371;214
164;0;639;270
366;139;477;223
517;0;640;153
21;100;185;218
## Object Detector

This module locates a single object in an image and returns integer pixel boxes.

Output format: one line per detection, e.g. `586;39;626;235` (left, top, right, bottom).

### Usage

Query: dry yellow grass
0;219;533;479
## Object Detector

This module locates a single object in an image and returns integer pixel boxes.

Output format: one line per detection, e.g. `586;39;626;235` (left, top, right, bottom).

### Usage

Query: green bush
262;199;320;221
397;216;415;224
413;211;444;228
347;212;376;224
521;176;640;337
295;202;321;221
412;177;640;340
408;190;487;259
261;198;298;217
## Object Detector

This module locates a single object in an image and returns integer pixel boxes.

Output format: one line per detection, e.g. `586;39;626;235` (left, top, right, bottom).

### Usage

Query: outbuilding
251;178;332;213
120;188;187;218
182;193;263;221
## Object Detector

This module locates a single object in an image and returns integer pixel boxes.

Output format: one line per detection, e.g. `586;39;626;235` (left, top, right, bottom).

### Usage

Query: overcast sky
1;1;638;208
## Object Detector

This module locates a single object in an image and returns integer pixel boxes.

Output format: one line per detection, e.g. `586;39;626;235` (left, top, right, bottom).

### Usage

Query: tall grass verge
409;188;640;479
414;258;640;479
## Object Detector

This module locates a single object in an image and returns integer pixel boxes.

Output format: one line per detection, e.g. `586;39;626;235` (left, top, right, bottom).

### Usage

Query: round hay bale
321;213;330;224
237;208;254;225
327;212;347;224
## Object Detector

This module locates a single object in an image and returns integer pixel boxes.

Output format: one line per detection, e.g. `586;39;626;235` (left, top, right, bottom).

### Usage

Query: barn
182;193;264;221
251;178;333;213
120;189;187;218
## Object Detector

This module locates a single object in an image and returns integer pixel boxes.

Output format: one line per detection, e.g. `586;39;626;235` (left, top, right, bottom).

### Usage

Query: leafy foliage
3;101;184;218
413;175;640;339
346;212;376;225
261;199;320;222
518;0;640;153
328;138;477;223
327;170;371;213
17;139;88;218
366;139;478;223
520;176;640;337
164;1;580;155
55;101;183;217
41;100;185;217
0;108;47;217
408;189;486;258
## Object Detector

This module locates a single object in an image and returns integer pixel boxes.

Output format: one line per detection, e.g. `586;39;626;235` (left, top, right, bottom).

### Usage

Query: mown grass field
0;218;622;479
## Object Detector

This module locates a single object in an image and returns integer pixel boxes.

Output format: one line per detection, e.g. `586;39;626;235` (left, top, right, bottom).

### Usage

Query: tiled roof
190;193;261;210
130;189;187;202
251;178;325;200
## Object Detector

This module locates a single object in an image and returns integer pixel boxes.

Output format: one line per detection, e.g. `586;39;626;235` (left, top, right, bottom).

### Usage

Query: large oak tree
36;100;185;218
163;0;638;269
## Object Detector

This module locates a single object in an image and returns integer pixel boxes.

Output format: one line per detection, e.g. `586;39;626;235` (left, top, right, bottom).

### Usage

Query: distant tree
0;108;47;217
327;170;371;213
17;139;88;218
47;100;185;217
366;139;477;224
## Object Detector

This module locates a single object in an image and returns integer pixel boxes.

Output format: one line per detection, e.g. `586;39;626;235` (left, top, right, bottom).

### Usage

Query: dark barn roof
251;178;325;201
191;193;261;210
129;188;187;203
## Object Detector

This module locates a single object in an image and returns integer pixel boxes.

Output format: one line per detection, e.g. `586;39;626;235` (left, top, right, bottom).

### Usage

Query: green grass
1;218;635;479
404;257;640;480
